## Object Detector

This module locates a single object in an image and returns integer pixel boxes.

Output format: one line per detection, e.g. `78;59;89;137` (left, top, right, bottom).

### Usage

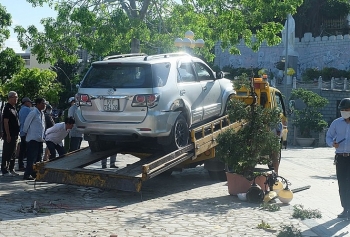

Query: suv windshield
81;62;170;88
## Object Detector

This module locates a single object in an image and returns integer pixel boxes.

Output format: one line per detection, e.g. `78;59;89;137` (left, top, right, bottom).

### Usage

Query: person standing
68;97;83;152
22;98;46;180
43;104;55;161
281;125;288;149
18;97;33;171
45;117;75;160
326;98;350;219
1;91;20;176
44;104;55;130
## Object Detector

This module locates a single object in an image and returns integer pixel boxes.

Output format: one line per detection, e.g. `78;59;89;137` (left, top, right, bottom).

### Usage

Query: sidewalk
0;144;348;237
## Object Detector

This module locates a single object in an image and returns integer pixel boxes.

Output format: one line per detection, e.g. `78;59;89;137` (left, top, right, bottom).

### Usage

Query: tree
0;4;11;46
0;48;25;98
51;60;80;109
15;0;303;65
290;88;328;138
3;68;62;106
294;0;350;38
0;4;24;103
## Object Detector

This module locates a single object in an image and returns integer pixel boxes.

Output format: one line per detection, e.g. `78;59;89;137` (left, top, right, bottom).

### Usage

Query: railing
323;18;347;30
271;76;350;91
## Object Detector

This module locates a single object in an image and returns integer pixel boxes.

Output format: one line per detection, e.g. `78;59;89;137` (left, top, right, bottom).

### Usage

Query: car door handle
202;86;207;91
180;90;186;96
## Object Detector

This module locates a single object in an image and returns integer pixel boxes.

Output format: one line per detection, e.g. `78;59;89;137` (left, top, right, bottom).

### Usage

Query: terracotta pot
226;172;269;196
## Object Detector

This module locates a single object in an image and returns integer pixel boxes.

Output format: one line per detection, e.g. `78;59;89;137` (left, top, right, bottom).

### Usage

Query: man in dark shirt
1;91;20;176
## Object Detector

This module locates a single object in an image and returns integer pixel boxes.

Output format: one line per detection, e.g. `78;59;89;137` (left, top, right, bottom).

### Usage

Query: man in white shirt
23;98;46;180
45;117;75;160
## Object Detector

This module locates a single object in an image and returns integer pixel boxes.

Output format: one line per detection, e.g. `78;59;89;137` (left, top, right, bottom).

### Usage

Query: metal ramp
34;144;195;192
34;115;246;192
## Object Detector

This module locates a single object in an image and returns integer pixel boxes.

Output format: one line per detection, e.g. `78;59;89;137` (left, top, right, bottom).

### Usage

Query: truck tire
89;140;115;153
162;113;189;152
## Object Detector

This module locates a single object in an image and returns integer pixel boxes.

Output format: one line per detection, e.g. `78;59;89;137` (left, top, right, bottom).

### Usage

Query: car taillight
78;93;92;106
135;95;146;103
132;94;159;108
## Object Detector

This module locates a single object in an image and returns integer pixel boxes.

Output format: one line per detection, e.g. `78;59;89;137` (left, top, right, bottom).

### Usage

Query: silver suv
75;53;235;152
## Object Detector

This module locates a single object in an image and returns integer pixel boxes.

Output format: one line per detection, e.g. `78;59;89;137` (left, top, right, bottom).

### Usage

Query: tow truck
34;76;287;192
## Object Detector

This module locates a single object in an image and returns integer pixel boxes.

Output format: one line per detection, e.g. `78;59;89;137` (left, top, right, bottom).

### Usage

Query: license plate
103;99;119;111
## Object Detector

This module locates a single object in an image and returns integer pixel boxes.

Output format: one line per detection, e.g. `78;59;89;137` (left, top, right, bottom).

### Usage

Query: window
152;62;171;87
81;64;153;88
177;62;196;83
194;62;214;81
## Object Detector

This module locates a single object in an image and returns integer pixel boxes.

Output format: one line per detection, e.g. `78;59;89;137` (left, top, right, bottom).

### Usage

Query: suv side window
177;62;196;83
152;62;171;87
194;62;214;81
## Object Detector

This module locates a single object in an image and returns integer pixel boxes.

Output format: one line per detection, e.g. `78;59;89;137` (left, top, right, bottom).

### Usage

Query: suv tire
89;140;115;153
162;113;189;152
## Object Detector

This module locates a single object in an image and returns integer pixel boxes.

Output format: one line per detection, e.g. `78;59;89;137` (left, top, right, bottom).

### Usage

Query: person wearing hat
1;91;20;176
18;97;33;171
326;98;350;219
68;96;83;152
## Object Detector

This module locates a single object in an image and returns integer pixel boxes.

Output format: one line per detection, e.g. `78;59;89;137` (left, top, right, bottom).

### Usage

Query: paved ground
0;142;349;237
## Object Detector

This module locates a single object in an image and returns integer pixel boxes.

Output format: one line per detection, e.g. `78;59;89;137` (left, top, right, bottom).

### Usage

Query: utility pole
284;14;290;97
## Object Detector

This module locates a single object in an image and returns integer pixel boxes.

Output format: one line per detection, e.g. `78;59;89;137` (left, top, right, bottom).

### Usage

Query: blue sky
2;0;56;52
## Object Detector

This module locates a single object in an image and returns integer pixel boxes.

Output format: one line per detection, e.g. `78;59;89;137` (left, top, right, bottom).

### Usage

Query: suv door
194;62;222;120
176;60;204;124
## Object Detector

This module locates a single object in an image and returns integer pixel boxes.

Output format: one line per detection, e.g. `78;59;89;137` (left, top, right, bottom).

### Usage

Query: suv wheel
89;140;115;153
162;113;189;152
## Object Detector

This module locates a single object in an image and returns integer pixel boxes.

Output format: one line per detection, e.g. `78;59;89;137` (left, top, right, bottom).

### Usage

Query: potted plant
216;74;281;195
287;68;295;76
258;68;268;77
290;88;328;146
286;67;295;84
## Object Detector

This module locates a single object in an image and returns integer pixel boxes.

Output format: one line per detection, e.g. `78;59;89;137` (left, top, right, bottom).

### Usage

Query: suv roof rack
143;52;190;61
103;53;147;61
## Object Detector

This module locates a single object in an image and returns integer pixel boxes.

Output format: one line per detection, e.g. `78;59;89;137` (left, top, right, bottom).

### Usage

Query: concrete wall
214;33;350;80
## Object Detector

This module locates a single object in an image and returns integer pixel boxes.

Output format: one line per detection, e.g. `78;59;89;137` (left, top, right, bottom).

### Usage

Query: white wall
215;33;350;79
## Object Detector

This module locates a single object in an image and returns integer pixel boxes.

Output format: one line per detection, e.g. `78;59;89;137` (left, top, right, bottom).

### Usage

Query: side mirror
216;71;224;79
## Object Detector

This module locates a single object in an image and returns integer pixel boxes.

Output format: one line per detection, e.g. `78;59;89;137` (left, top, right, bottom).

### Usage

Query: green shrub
290;89;328;138
302;68;320;81
321;67;350;80
260;202;281;212
302;67;350;81
221;67;260;80
292;204;322;220
277;225;302;237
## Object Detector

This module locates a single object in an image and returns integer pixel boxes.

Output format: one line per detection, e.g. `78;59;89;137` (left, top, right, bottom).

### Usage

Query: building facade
17;52;51;69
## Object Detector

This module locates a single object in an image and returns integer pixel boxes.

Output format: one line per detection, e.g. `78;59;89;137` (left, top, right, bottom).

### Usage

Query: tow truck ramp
35;144;195;192
34;116;245;192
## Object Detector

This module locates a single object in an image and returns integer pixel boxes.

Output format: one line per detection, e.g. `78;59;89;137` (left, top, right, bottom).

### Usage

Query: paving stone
0;143;347;236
